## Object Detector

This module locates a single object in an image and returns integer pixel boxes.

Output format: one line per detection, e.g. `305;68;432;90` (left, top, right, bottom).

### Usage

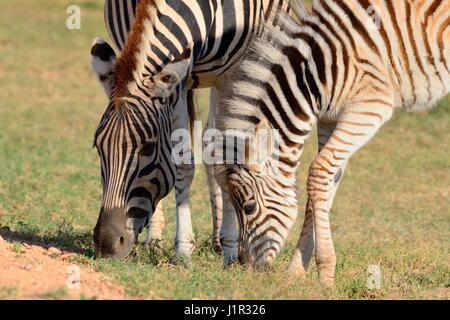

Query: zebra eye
243;200;257;215
140;142;156;157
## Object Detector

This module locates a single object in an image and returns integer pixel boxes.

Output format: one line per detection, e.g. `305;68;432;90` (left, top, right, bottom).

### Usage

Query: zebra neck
114;0;213;101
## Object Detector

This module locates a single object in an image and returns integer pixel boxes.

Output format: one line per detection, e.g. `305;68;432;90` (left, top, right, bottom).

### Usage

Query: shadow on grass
0;223;221;268
0;223;95;258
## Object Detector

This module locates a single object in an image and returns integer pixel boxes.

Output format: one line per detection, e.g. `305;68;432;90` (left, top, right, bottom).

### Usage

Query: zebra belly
402;67;450;113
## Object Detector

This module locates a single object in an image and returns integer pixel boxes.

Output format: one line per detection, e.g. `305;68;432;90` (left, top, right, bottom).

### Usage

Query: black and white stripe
92;0;291;261
104;0;291;84
213;0;450;280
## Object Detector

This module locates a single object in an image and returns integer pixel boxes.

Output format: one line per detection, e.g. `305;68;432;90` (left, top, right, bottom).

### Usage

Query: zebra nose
93;207;135;259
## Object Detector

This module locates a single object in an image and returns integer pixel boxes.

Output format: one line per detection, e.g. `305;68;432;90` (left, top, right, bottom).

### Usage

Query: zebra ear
90;37;117;97
145;47;192;96
245;119;276;173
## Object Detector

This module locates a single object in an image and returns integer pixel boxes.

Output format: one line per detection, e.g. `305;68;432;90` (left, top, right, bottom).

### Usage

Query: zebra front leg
288;121;339;276
170;90;196;265
220;189;239;267
288;198;315;276
206;165;223;253
204;87;223;253
144;202;165;248
302;104;392;285
289;158;349;278
172;162;196;265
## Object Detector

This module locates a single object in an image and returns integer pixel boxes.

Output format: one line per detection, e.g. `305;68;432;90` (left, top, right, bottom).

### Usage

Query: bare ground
0;233;124;300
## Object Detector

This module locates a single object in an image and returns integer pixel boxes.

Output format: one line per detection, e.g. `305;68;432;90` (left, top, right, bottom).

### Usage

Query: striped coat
212;0;450;283
91;0;291;263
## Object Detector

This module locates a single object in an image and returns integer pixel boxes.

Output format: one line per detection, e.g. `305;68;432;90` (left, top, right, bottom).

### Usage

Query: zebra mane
113;0;159;108
216;1;310;131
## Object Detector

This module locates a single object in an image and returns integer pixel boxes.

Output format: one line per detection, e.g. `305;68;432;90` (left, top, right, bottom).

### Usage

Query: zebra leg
297;104;392;285
204;88;223;253
208;85;238;265
171;91;196;264
220;189;239;266
173;162;196;264
144;202;165;248
288;199;314;277
206;164;223;253
288;121;340;276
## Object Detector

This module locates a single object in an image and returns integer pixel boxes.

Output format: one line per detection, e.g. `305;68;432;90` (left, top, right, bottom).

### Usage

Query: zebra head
214;119;298;269
90;38;191;259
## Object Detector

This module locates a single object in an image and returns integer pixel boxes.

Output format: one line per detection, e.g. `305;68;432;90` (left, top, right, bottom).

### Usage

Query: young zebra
99;0;290;254
212;0;450;284
90;0;291;263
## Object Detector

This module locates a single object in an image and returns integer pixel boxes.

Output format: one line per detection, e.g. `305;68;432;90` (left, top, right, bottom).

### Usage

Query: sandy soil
0;233;125;300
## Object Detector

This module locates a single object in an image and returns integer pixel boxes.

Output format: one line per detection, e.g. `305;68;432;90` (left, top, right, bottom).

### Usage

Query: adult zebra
90;0;291;263
211;0;450;284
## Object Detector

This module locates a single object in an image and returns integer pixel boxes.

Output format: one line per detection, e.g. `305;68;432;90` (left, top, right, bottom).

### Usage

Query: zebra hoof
212;240;223;255
170;254;192;268
223;254;239;268
319;275;335;287
145;239;163;254
286;263;307;278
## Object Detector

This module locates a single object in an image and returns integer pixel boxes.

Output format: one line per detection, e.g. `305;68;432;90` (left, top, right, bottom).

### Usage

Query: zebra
103;0;165;250
102;1;291;253
90;0;291;263
211;0;450;284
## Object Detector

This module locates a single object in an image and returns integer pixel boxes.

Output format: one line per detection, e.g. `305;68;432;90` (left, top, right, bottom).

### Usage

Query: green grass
0;0;449;299
35;288;69;300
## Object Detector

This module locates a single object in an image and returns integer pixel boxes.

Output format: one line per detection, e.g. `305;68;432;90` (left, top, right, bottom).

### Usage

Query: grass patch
35;288;69;300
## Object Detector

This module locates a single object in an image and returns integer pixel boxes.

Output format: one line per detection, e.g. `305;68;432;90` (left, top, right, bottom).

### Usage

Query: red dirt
0;235;125;300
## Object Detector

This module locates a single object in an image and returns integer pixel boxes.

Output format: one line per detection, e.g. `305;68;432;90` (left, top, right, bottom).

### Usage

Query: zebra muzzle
93;207;136;259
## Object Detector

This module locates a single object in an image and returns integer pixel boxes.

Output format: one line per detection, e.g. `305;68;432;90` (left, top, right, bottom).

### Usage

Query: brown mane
114;0;157;107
